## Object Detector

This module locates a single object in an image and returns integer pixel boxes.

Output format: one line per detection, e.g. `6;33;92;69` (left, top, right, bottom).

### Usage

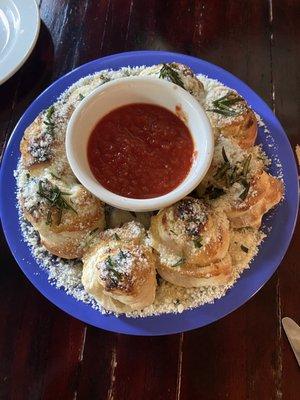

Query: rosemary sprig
106;256;122;281
239;179;250;201
159;64;184;88
89;227;99;236
222;147;229;163
207;92;243;117
172;258;185;267
50;172;61;180
114;233;121;241
194;236;203;249
242;154;252;177
37;181;77;225
44;106;55;136
46;210;52;225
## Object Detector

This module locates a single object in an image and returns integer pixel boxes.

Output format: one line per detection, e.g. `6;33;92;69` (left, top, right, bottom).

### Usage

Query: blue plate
0;51;298;335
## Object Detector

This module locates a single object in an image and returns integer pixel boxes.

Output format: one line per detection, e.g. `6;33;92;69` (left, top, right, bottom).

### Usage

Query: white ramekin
66;76;213;212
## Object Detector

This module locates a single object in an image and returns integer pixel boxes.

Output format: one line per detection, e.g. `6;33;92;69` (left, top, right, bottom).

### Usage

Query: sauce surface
87;103;194;199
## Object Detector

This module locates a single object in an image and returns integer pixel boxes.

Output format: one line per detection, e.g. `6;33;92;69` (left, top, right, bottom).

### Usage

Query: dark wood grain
0;0;299;399
177;2;283;399
272;1;300;399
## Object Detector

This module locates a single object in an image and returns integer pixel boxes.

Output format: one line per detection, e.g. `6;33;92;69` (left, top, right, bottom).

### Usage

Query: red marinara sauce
87;103;194;199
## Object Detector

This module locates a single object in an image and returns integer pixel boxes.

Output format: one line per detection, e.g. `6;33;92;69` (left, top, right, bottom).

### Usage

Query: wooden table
0;1;299;399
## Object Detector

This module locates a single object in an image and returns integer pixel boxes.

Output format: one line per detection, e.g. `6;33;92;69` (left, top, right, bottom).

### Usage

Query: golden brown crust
157;254;232;288
150;197;233;287
226;171;284;228
220;108;257;149
21;177;105;259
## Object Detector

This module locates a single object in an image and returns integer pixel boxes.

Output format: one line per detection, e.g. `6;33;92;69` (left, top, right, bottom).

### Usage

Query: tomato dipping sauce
87;103;194;199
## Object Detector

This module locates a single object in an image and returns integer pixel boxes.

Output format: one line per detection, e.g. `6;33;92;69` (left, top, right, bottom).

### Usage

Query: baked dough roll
140;62;205;104
150;197;233;287
20;106;73;178
226;171;284;228
20;174;105;259
82;222;157;312
205;89;257;149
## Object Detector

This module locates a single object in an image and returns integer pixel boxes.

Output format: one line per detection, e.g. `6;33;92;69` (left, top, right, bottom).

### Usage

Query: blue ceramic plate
0;51;298;335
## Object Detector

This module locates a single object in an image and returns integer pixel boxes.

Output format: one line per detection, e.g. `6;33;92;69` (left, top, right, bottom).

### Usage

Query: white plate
0;0;40;84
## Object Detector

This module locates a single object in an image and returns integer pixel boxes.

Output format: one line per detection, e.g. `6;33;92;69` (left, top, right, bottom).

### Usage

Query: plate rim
0;50;298;335
0;0;40;85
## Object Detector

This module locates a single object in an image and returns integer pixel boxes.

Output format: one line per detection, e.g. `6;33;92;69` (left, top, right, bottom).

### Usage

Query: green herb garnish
194;237;203;248
242;154;252;177
222;147;229;163
89;227;99;236
44;105;55;136
26;173;30;180
159;64;184;88
46;210;52;225
239;179;250;201
241;245;249;253
50;172;60;180
172;258;185;267
207;92;243;117
106;256;122;281
78;93;85;101
37;181;77;225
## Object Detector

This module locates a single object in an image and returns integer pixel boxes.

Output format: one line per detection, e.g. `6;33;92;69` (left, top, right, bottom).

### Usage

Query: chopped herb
89;227;99;236
106;256;122;281
241;245;249;253
37;181;77;225
78;93;85;101
172;258;185;267
57;209;63;225
44;105;55;136
26;173;30;180
114;233;121;240
222;147;229;163
118;250;127;260
242;154;252;177
194;237;203;248
129;211;137;218
239;179;250;201
159;64;184;88
46;105;55;120
207;92;243;117
50;172;60;180
46;210;52;226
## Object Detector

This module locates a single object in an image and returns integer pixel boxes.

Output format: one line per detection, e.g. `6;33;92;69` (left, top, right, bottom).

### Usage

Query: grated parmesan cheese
14;64;285;317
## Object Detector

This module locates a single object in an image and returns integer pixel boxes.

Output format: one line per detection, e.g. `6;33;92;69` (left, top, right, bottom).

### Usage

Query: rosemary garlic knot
82;222;157;312
150;197;233;287
20;173;105;259
204;90;257;149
